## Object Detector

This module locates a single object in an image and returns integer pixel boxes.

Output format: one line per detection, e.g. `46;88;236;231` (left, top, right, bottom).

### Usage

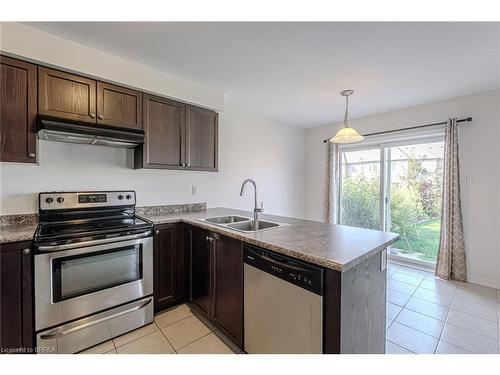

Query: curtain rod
322;117;472;143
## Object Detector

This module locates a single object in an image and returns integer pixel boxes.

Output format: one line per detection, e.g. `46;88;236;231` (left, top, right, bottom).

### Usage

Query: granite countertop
0;223;38;244
139;207;399;272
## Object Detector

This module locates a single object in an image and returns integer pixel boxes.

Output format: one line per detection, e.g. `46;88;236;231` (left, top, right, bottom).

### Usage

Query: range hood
36;116;145;149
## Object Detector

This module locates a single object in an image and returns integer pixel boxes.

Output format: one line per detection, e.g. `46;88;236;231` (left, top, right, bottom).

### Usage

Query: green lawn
392;218;441;261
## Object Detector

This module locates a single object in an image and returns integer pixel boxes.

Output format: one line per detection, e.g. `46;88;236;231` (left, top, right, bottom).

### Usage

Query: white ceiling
24;22;500;128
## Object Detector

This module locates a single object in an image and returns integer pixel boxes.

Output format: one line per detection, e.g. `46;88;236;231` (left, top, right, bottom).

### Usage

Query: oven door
35;234;153;331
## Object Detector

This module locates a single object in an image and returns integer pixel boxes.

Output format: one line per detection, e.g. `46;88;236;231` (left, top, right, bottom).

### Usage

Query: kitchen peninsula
0;204;398;354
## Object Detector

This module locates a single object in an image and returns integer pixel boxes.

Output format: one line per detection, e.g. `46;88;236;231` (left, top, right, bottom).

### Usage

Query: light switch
191;185;199;196
465;175;473;185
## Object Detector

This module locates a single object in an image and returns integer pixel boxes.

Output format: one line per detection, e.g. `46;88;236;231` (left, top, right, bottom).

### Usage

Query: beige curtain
324;141;340;224
435;118;467;281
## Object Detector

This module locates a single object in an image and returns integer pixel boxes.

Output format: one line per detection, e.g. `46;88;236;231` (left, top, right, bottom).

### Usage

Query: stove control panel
40;191;136;210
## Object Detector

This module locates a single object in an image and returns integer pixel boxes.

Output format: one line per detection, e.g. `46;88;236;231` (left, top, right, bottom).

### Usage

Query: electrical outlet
191;185;199;196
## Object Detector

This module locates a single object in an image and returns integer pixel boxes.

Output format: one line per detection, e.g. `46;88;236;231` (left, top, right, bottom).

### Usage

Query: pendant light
329;90;364;143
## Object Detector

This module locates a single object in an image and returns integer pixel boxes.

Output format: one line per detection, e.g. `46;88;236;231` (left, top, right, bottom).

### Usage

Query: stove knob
45;197;54;204
57;197;64;204
118;195;124;200
126;194;132;200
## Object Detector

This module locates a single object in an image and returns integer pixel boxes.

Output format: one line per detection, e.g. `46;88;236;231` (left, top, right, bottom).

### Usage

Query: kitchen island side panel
340;249;387;354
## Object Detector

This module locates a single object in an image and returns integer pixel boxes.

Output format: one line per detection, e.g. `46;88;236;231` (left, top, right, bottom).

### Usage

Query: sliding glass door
339;147;382;230
338;137;444;265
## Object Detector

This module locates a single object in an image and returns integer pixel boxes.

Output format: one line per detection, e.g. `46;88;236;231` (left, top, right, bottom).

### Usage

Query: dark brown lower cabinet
0;241;33;354
154;224;187;312
187;225;211;318
184;225;243;348
211;233;243;348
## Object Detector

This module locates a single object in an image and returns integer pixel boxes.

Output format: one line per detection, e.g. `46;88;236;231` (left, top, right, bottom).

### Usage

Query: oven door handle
39;298;153;340
36;230;152;252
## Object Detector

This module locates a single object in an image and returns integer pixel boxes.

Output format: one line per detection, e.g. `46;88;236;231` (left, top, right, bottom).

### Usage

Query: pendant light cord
343;94;349;127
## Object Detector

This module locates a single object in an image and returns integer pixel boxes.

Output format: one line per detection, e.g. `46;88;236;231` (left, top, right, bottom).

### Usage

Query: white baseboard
467;275;500;290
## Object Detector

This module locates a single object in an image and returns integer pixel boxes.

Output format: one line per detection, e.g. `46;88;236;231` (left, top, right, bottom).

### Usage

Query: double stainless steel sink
200;215;286;233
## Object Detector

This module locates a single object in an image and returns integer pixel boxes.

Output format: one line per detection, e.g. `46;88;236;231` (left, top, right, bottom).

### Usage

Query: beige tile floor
79;262;500;354
386;262;500;354
79;303;239;354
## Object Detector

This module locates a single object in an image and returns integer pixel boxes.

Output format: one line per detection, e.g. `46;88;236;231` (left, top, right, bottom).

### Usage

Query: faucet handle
254;202;264;213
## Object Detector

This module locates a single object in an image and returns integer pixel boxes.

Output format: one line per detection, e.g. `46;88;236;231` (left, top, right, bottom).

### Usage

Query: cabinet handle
186;163;190;167
155;230;160;234
98;114;104;120
28;153;36;158
90;113;96;119
23;248;31;255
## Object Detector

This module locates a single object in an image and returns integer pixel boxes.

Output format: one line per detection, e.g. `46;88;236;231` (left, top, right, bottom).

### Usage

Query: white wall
0;100;305;218
0;22;224;111
304;90;500;288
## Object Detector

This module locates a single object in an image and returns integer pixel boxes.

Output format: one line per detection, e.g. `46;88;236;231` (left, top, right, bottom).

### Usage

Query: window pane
340;148;381;230
388;141;444;262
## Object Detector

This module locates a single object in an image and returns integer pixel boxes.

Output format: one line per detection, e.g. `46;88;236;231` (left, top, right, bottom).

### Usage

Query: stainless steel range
33;191;153;354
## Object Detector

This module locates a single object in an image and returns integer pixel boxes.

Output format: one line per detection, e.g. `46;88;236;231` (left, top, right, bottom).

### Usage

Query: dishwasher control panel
243;244;323;295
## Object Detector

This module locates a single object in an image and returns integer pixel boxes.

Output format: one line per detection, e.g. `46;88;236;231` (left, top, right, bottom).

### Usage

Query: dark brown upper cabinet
0;56;37;163
38;67;97;123
96;82;142;130
186;105;218;171
39;67;142;130
135;94;185;169
135;101;218;172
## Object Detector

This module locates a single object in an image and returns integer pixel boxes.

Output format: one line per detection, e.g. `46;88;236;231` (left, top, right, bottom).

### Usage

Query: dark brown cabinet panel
154;224;187;312
184;225;243;349
38;67;96;123
135;94;185;169
97;82;142;130
187;225;211;318
0;241;33;353
0;56;37;163
186;105;218;171
211;233;243;348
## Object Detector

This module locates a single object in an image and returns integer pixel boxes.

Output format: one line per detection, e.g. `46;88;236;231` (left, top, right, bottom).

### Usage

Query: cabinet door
96;82;142;130
188;226;211;318
135;94;185;169
154;224;186;312
212;233;243;348
38;67;97;123
0;56;37;163
186;105;218;171
0;241;33;352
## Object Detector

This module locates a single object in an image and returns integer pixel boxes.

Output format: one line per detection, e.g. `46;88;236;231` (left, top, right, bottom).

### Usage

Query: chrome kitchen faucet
239;179;264;229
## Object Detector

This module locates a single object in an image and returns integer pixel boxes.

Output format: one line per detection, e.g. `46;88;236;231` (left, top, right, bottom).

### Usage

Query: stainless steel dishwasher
243;243;324;354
